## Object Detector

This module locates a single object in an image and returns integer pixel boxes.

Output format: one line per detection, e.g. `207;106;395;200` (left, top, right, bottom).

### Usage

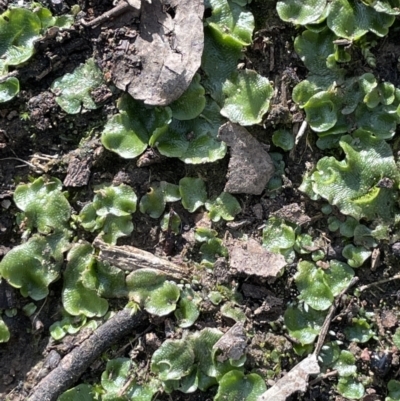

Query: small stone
228;238;286;282
1;199;11;209
252;203;263;220
380;310;397;328
213;322;247;362
218;122;274;195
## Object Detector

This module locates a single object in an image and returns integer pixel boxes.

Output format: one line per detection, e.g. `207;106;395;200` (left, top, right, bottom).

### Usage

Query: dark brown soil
1;0;400;400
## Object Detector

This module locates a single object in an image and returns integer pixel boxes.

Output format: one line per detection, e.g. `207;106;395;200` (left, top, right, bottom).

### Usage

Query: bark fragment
28;309;147;401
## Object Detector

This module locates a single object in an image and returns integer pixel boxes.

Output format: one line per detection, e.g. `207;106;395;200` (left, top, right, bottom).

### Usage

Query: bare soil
1;0;400;400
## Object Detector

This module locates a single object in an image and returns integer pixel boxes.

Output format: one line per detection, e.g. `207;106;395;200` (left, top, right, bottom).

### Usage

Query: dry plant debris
111;0;204;105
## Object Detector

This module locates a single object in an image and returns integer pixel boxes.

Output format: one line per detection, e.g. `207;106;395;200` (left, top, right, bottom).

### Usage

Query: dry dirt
1;0;400;400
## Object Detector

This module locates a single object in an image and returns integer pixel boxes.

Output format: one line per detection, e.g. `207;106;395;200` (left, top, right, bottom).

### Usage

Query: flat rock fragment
218;122;274;195
253;296;284;322
228;239;286;282
112;0;204;105
257;354;320;401
213;322;247;362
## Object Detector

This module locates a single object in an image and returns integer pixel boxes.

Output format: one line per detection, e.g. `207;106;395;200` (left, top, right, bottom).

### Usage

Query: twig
313;277;359;356
309;370;338;386
0;157;40;170
117;375;135;397
358;273;400;293
0;70;18;84
115;324;153;357
28;309;147;401
31;298;47;332
295;120;308;145
80;0;140;28
94;237;190;281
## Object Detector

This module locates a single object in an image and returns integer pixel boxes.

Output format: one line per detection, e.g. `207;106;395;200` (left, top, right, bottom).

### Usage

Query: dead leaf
257;354;320;401
112;0;204;105
218;122;275;195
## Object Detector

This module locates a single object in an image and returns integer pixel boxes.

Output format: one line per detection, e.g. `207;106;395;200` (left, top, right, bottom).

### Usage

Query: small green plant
161;211;182;234
194;227;228;268
174;285;201;328
319;341;365;398
58;383;97;401
205;192;241;222
277;0;399;40
150;327;264;398
0;7;41;102
140;182;181;219
78;183;137;245
291;26;400;149
272;129;294;151
300;131;399;221
284;303;327;346
220;69;274;126
214;370;266;401
59;359;159;400
295;260;354;311
202;0;254;104
0;6;73;103
262;217;296;262
344;317;375;343
0;176;72;301
137;177;241;229
386;380;400;401
101;94;172;159
342;244;371;268
179;177;207;212
169;74;206;120
207;0;254;47
336;377;365;399
101;94;227;164
62;243;126;317
0;233;69;300
51;58;105;114
126;269;181;316
14;176;71;236
49;315;98;341
266;153;286;194
220;302;246;323
0;316;10;343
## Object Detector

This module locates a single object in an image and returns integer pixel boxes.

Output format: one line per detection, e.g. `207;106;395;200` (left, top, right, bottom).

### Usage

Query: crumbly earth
1;0;400;400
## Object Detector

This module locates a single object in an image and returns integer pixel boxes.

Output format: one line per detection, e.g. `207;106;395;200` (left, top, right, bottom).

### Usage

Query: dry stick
28;309;147;401
80;0;140;28
94;238;190;281
313;277;359;356
0;70;18;84
0;157;41;171
295;120;308;145
309;370;338;386
358;273;400;293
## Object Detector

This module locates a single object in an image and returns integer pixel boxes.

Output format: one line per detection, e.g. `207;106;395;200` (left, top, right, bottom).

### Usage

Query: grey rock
218;122;275;195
